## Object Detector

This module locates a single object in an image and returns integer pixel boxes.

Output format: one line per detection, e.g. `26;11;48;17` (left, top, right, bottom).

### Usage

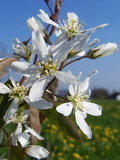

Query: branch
61;55;87;69
49;0;64;36
44;0;54;15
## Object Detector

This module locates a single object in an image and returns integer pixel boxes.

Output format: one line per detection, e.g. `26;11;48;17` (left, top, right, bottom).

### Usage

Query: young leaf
10;146;27;160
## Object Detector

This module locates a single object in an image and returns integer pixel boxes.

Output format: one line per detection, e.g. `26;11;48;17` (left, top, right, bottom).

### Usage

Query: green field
41;99;120;160
0;99;120;160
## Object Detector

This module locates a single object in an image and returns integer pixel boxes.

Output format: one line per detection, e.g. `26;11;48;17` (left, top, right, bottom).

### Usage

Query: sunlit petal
55;71;78;85
56;102;73;116
0;82;11;94
24;125;44;140
83;102;102;116
29;76;49;102
24;96;53;109
4;99;19;121
75;110;92;139
32;31;48;58
38;9;59;27
11;61;38;75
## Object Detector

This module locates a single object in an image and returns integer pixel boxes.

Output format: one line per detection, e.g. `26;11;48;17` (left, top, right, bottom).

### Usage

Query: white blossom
56;70;102;139
11;31;79;102
37;9;108;38
12;38;32;60
11;123;44;147
10;115;48;159
36;9;109;59
10;110;44;147
0;74;53;121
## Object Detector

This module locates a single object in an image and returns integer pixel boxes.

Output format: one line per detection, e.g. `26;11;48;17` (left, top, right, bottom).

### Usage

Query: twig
0;144;11;148
45;90;68;101
61;55;87;69
49;0;63;36
45;77;56;90
44;0;54;15
22;37;31;45
33;54;38;64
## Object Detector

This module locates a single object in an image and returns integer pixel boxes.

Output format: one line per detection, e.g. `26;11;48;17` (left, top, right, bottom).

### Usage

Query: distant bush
91;88;109;99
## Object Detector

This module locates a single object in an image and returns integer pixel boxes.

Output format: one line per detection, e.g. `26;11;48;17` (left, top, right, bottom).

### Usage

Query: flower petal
27;17;45;36
83;102;102;116
75;110;92;139
86;39;99;49
11;61;38;75
73;32;91;52
32;31;48;58
24;96;53;110
78;70;97;93
14;123;23;135
23;109;30;120
56;102;73;116
49;33;68;57
12;38;27;58
9;70;16;87
18;132;30;147
0;82;11;94
77;51;86;57
55;71;78;85
23;74;38;88
4;99;19;121
69;84;75;96
25;145;49;159
38;9;59;27
11;123;22;146
67;12;79;23
29;76;49;102
55;38;77;64
76;39;99;57
24;125;44;140
81;23;109;33
54;28;62;36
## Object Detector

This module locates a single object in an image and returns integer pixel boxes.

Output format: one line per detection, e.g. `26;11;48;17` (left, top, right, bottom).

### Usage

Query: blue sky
0;0;120;92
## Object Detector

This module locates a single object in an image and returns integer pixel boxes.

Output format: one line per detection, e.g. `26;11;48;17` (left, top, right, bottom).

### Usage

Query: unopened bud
87;42;118;59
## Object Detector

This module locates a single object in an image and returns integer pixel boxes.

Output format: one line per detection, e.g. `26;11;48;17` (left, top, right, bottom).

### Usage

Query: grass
0;99;120;160
41;99;120;160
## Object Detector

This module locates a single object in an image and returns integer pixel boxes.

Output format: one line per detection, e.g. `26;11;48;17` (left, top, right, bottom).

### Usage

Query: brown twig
0;144;11;148
45;90;68;101
33;54;38;64
61;55;87;70
49;0;63;36
44;0;54;15
45;77;56;90
22;37;31;45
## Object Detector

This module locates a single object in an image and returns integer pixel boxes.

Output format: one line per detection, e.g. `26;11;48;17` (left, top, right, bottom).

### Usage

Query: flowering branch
0;0;118;159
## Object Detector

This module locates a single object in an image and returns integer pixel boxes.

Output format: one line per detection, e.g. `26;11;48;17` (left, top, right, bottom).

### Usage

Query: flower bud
87;42;118;59
25;145;49;159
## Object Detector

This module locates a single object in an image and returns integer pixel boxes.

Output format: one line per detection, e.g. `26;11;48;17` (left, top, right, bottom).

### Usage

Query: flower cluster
0;7;118;160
